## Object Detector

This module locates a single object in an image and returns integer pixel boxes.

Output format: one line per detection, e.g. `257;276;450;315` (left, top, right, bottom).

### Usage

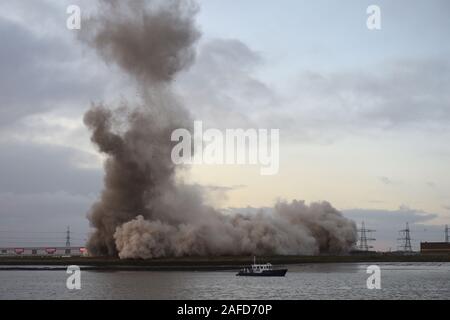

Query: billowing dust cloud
82;0;357;258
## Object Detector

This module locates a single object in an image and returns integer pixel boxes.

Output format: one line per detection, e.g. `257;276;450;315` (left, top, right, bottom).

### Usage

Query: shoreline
0;254;449;271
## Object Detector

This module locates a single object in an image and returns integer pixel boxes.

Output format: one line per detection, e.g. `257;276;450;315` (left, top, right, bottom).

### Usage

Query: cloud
224;205;446;251
0;191;91;247
0;191;92;228
0;1;448;249
367;200;386;204
0;16;105;125
254;58;450;145
176;38;278;128
201;184;247;192
343;206;443;251
344;206;438;227
0;141;102;195
0;140;100;245
0;0;131;129
3;7;448;140
426;181;436;188
379;176;393;185
360;59;450;126
190;183;247;206
177;38;450;146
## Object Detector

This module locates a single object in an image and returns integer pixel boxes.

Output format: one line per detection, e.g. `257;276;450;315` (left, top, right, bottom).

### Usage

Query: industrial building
0;226;88;257
0;247;87;257
420;242;450;255
420;224;450;254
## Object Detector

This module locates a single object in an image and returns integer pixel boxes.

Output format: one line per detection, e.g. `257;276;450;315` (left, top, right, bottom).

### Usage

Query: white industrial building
0;247;87;257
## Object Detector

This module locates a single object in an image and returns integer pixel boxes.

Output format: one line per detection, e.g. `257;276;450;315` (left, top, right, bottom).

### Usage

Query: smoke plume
82;0;357;258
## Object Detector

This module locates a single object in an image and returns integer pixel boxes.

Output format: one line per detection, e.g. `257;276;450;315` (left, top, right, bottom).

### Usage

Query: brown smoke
82;0;357;258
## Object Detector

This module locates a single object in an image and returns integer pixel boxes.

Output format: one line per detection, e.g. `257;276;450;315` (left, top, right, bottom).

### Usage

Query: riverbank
0;254;449;271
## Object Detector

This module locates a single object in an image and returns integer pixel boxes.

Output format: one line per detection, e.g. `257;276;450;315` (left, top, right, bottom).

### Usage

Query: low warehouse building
0;247;87;257
420;242;450;255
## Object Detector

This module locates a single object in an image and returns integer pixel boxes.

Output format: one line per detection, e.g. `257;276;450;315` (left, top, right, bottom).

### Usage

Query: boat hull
236;269;288;277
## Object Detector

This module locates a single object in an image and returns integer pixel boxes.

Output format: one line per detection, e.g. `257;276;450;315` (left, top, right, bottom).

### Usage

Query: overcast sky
0;0;449;251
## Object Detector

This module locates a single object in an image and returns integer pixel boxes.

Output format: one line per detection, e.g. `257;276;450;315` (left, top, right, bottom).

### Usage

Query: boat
236;256;288;277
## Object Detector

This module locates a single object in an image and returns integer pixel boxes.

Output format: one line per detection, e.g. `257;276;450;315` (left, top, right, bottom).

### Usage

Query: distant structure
66;226;71;248
398;222;413;252
0;247;87;256
420;225;450;255
0;226;87;257
357;221;376;251
421;242;450;254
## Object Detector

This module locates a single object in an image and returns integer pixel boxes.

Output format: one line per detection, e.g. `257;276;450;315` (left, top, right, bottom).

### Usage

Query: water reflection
0;262;449;300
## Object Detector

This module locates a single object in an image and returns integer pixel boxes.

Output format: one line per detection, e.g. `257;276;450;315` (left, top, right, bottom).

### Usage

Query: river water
0;262;449;299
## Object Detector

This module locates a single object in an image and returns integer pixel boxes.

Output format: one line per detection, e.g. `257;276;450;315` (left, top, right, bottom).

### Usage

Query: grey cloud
201;184;247;192
292;59;450;129
361;59;450;126
344;206;438;227
228;205;438;227
343;206;443;251
367;200;386;204
0;191;92;228
0;191;91;247
0;1;448;253
78;0;356;258
178;38;450;146
0;142;102;195
194;184;247;205
379;176;393;185
280;58;450;142
225;205;446;251
176;38;278;128
426;181;436;188
0;14;108;126
0;141;101;246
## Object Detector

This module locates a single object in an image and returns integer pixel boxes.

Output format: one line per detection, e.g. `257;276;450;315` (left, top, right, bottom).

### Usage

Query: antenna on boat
253;255;256;265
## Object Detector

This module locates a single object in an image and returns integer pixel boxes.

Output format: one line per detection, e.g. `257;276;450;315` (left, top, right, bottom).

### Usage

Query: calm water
0;263;449;300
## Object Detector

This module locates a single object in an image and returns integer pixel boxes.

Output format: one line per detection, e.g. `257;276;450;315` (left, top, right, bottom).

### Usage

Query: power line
357;221;376;251
0;242;86;245
398;222;413;252
66;226;71;247
0;226;87;247
0;230;88;235
0;237;86;241
413;229;448;234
